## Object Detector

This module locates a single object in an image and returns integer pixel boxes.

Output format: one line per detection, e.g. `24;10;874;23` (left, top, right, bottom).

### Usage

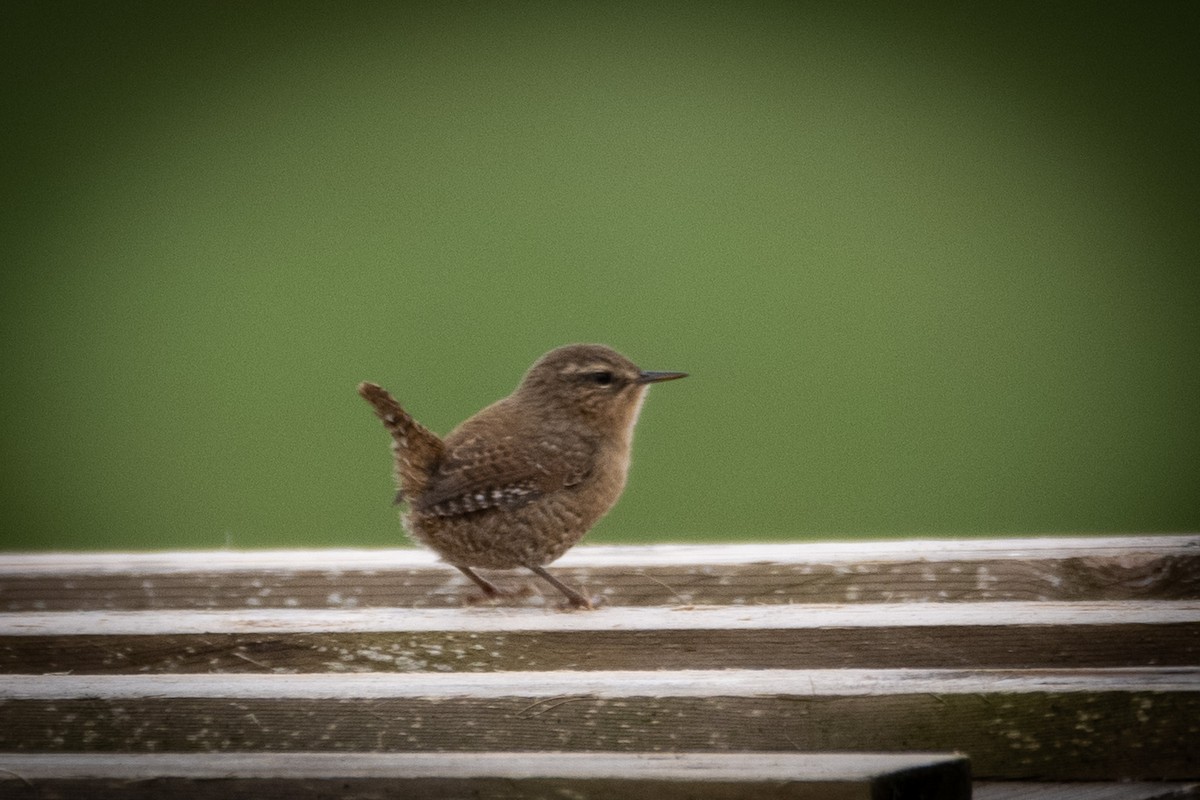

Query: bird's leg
456;565;501;596
455;565;533;605
527;565;598;610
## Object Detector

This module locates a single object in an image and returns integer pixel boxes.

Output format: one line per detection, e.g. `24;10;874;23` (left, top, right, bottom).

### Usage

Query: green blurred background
3;3;1197;551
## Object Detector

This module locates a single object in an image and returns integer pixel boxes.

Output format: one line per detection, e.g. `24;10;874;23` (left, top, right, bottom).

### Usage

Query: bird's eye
590;370;614;386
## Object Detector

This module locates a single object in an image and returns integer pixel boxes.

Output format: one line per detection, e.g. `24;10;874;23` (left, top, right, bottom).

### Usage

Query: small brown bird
358;344;686;609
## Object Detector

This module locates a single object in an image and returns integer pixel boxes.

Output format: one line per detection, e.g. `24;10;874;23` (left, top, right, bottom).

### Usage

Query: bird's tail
357;382;445;502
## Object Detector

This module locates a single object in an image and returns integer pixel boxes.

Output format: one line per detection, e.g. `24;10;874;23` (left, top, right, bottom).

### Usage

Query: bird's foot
556;593;606;612
463;583;536;606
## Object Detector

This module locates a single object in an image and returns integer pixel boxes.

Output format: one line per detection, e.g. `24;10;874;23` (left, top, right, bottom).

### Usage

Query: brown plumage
358;344;686;608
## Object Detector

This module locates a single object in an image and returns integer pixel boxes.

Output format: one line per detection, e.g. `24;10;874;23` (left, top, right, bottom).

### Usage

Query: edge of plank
1;535;1195;575
2;667;1196;700
0;751;968;782
2;600;1197;636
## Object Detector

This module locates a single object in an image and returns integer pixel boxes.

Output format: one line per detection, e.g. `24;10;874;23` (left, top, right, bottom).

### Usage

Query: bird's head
514;344;687;434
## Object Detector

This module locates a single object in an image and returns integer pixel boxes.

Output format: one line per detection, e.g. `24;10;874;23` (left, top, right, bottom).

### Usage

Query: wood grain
0;668;1195;780
2;601;1196;673
2;537;1196;789
0;752;971;800
2;536;1195;610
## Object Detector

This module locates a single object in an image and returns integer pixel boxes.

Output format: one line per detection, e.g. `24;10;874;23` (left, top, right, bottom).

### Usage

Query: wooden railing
1;535;1197;798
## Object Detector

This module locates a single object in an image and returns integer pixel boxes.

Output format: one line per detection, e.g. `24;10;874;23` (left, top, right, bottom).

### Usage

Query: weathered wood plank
1;669;1195;780
1;536;1195;609
3;601;1196;673
0;752;972;800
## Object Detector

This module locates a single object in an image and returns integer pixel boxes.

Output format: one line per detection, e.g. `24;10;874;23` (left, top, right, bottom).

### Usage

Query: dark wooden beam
2;601;1196;673
1;668;1194;780
1;536;1195;610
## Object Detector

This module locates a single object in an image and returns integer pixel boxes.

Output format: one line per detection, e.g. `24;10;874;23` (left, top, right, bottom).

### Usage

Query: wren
358;344;686;609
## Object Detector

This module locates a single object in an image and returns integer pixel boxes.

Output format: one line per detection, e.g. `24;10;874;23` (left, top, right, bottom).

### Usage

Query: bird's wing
415;428;595;518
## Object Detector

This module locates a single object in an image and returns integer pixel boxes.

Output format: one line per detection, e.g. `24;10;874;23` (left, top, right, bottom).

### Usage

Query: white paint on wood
0;535;1194;575
2;600;1196;636
0;751;966;781
3;667;1196;700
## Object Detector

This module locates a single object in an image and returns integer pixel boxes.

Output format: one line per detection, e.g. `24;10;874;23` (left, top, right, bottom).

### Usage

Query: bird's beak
636;370;688;384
